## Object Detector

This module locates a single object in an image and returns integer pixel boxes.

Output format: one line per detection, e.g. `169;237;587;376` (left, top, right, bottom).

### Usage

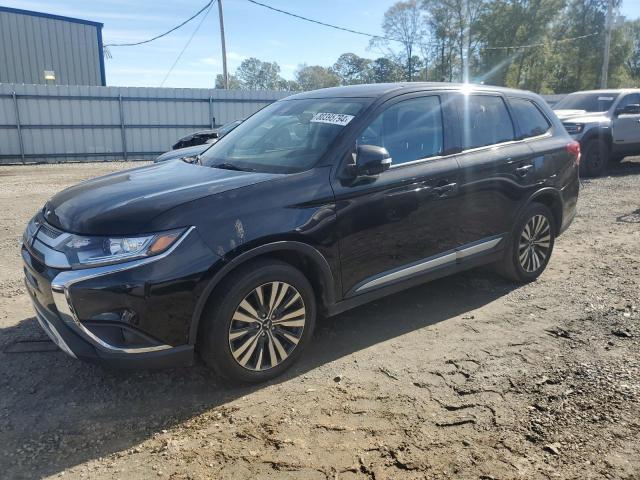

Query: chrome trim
50;226;195;354
356;252;456;292
354;236;503;293
386;133;553;171
456;237;503;259
32;301;77;359
30;239;71;269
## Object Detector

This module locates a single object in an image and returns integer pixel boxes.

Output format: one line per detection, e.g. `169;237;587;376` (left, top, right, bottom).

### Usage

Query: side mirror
616;103;640;116
356;145;392;176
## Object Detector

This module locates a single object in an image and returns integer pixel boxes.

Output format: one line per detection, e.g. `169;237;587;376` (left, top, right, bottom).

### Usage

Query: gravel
0;159;639;479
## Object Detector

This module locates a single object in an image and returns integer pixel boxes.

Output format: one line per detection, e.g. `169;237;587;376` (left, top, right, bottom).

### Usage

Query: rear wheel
496;203;556;283
197;259;316;383
580;139;609;177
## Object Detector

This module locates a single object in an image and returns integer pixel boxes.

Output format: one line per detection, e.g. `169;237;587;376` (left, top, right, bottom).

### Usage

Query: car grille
39;222;63;239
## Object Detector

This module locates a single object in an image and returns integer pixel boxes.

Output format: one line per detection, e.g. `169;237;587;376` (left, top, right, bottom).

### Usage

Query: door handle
515;164;534;177
432;182;457;195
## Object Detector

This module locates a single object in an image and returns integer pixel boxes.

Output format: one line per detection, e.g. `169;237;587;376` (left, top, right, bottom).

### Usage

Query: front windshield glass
216;120;242;137
553;93;619;113
200;98;368;173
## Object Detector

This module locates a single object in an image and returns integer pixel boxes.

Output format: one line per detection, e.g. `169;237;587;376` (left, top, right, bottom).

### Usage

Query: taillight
566;141;580;166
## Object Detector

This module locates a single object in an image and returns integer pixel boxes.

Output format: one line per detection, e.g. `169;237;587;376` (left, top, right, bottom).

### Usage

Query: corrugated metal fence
0;83;288;164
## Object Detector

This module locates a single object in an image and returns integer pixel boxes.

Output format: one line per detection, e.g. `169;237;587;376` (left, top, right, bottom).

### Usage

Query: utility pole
600;0;614;89
218;0;229;89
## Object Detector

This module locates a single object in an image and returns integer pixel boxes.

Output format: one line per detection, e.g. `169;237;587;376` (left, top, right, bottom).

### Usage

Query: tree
546;0;623;92
295;65;341;91
423;0;458;81
474;0;564;89
623;19;640;83
369;57;404;83
370;0;426;81
332;53;373;85
215;73;241;89
421;0;487;83
235;57;283;90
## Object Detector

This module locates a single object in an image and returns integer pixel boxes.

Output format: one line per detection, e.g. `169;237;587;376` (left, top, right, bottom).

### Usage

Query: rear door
453;93;537;247
331;92;462;296
508;96;570;184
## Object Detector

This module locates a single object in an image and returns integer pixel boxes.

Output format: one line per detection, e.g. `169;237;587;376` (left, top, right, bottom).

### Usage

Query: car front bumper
22;225;218;368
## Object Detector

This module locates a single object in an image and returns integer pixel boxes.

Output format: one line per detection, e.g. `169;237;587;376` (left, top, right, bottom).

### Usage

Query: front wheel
580;139;609;177
496;203;556;283
197;259;316;383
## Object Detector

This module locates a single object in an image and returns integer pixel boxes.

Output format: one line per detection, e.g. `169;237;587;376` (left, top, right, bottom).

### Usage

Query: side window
461;95;515;149
509;98;551;139
358;96;444;165
617;93;640;110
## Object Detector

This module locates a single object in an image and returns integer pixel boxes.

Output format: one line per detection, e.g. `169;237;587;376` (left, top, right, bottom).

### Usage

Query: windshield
216;120;242;137
200;98;368;173
553;93;619;113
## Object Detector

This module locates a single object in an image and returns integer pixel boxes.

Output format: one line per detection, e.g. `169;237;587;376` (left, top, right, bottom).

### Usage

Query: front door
331;93;462;296
613;93;640;150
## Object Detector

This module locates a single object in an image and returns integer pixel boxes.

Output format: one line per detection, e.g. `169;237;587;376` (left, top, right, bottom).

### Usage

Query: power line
246;1;599;53
245;0;394;42
105;0;215;47
483;32;600;51
160;1;216;86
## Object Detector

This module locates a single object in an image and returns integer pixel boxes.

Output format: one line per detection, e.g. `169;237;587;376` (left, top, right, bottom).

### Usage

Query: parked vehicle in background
155;120;243;163
553;89;640;177
172;119;243;150
22;83;579;383
154;143;211;163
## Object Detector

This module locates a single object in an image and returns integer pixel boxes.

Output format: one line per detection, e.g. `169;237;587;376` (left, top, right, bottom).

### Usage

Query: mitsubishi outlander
22;83;580;382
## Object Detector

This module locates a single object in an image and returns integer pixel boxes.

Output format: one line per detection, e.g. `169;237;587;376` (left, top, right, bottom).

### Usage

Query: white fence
0;83;288;164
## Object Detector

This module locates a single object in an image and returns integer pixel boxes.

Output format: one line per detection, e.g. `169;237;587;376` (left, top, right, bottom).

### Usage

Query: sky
3;0;640;89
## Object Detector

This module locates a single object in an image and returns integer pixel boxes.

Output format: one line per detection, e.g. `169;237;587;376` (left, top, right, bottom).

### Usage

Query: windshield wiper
211;162;254;172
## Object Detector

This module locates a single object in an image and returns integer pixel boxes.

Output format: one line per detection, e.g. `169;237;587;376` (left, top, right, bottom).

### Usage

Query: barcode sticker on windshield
310;112;355;126
598;96;614;101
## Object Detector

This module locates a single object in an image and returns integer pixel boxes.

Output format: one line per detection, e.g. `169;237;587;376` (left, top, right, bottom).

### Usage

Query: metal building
0;6;106;86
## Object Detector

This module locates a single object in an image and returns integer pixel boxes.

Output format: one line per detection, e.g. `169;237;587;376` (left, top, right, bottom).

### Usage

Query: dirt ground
0;160;638;480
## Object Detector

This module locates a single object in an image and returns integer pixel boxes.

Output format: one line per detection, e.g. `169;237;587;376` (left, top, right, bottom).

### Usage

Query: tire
197;258;316;383
496;203;556;283
580;139;609;177
609;153;625;164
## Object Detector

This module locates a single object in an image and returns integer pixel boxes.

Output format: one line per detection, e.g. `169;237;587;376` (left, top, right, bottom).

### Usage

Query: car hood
155;143;211;163
43;160;282;235
553;109;610;124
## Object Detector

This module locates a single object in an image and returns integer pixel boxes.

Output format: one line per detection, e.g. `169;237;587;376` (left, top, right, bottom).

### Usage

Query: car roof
285;82;540;100
565;89;639;95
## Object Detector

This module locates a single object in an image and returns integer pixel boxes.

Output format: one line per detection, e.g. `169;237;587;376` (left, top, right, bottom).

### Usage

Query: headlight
563;123;584;135
60;228;185;268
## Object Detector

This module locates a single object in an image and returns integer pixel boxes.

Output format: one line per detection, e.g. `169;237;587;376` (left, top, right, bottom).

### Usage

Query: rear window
509;98;551;139
553;92;617;112
461;95;515;149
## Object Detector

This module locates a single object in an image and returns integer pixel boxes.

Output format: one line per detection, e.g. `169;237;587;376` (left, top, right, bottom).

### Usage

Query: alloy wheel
518;214;551;273
228;282;306;371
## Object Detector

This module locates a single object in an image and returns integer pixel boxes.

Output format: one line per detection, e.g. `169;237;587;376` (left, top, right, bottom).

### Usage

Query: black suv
22;83;579;382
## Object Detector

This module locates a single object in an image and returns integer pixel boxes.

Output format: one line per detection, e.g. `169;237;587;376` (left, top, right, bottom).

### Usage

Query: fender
580;125;612;149
514;187;563;234
188;240;337;345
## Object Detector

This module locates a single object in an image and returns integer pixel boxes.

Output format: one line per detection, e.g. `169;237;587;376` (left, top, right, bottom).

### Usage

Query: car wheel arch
581;127;612;152
526;188;563;233
188;241;338;345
